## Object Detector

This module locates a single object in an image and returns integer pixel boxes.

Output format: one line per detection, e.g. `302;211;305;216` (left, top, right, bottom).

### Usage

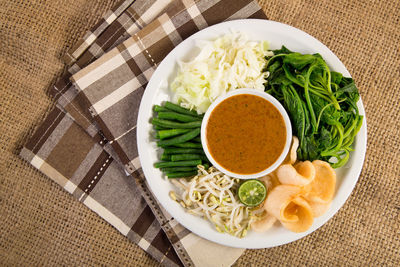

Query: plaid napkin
50;0;173;136
62;0;173;66
20;107;182;266
21;0;267;266
71;0;267;175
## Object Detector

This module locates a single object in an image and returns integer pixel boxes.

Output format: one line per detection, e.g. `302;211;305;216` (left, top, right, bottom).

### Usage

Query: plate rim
137;19;367;249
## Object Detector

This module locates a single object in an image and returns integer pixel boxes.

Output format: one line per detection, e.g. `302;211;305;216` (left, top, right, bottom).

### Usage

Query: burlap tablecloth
0;0;399;265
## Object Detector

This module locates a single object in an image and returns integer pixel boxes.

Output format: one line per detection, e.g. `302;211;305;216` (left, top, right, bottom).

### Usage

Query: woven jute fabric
0;0;399;266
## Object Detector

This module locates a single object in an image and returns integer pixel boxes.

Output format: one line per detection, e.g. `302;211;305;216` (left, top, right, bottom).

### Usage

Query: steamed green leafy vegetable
265;46;363;168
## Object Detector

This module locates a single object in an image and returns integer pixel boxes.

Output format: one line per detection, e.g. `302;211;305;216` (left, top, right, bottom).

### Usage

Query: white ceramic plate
137;19;367;249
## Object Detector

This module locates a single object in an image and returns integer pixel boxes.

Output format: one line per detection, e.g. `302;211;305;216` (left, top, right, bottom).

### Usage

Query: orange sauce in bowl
206;94;286;174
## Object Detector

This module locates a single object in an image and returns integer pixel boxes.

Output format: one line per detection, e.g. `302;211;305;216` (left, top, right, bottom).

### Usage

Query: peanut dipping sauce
206;94;286;174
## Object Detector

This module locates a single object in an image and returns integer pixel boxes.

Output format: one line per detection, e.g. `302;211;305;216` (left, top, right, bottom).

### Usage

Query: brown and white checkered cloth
62;0;169;66
20;106;182;266
71;0;268;177
21;0;268;266
50;0;173;137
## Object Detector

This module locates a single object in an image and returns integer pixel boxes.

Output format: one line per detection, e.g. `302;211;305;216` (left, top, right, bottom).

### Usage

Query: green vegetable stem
153;105;169;112
157;129;190;139
166;171;198;179
191;136;202;143
171;154;208;162
158;111;202;122
170;142;203;148
160;166;197;172
154;160;202;168
157;128;200;146
164;148;204;154
151;102;209;178
164;101;200;117
161;153;171;161
152;118;202;129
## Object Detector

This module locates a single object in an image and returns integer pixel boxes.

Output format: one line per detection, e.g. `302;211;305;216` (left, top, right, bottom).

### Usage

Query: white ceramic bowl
200;89;292;179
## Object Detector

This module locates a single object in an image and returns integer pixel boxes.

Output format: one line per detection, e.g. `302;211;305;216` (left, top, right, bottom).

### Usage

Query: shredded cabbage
171;32;273;113
170;165;258;237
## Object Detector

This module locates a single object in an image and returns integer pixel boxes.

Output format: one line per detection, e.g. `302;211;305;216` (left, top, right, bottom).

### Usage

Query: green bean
167;171;198;179
154;125;167;130
171;154;208;162
160;166;197;172
153;105;169;113
161;153;171;161
172;142;203;148
203;160;211;166
152;118;201;129
164;101;200;117
156;129;190;140
154;160;202;168
158;112;202;122
163;148;204;154
157;128;200;146
191;136;202;143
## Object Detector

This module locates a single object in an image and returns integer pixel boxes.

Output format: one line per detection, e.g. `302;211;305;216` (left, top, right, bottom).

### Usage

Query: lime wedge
238;179;267;207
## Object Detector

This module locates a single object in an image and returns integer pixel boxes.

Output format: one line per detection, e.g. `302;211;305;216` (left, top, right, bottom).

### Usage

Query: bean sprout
169;165;257;238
